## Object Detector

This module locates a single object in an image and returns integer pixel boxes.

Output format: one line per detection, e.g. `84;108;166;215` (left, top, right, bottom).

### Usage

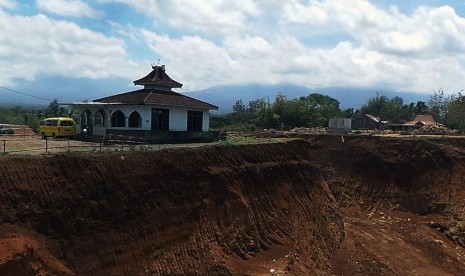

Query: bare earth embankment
1;135;465;275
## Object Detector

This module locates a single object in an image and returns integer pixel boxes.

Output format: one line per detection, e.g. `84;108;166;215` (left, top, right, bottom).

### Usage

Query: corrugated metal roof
364;114;380;123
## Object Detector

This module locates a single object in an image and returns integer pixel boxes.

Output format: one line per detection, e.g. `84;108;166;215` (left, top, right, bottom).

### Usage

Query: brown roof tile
94;89;218;110
405;115;437;126
133;65;182;88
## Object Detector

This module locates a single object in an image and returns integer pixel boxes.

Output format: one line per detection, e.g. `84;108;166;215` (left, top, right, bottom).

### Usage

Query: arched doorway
94;109;106;127
80;109;93;134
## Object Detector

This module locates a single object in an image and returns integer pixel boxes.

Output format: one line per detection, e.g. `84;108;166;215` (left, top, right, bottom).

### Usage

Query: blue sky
1;0;465;104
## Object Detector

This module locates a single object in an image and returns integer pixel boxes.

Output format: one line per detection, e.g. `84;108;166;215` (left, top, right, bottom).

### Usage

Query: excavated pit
1;136;465;275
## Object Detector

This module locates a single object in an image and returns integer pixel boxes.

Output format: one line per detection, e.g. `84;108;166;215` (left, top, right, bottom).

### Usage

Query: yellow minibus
39;117;76;139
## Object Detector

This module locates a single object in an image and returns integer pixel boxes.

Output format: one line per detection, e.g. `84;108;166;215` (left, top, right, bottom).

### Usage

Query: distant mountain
1;77;429;114
185;84;429;113
0;76;130;106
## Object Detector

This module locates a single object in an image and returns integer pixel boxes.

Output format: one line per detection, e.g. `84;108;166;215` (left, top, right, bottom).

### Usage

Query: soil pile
1;136;465;275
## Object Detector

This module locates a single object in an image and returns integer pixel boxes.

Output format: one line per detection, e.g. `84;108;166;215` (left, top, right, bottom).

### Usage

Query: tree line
1;90;465;132
211;89;465;131
0;99;67;131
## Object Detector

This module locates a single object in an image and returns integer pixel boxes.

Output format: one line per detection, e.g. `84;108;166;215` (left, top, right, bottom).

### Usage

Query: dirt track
1;135;465;275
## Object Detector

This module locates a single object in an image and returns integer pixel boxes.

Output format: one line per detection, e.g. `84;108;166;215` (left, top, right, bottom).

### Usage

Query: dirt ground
0;134;227;155
1;134;465;275
0;135;98;155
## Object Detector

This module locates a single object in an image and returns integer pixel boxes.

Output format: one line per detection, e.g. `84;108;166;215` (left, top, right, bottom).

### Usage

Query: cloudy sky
1;0;465;104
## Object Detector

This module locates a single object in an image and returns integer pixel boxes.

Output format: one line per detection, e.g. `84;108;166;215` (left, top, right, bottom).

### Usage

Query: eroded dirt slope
0;140;343;275
307;135;465;275
1;136;465;275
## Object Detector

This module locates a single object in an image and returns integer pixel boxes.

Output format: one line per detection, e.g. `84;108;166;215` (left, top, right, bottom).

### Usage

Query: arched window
111;110;125;127
80;110;92;127
94;109;106;127
128;111;142;128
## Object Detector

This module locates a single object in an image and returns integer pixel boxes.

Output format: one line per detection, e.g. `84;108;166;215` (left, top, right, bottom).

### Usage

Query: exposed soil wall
309;135;465;214
1;136;465;275
0;140;344;275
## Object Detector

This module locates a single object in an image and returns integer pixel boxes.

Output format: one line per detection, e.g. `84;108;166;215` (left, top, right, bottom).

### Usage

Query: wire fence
0;133;154;155
0;133;227;156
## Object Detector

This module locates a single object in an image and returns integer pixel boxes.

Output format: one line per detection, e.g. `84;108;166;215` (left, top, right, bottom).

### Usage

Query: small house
352;114;386;130
405;115;438;127
389;114;439;131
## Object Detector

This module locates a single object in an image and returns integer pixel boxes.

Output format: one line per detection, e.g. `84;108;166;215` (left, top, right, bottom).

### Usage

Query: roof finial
151;59;161;69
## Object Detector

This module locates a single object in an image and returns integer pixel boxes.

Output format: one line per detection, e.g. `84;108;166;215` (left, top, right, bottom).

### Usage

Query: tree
301;93;342;127
46;98;60;117
445;94;465;130
44;98;67;117
428;89;447;123
232;99;246;124
247;98;272;129
0;106;41;131
414;101;429;115
271;93;342;128
359;93;389;118
359;94;423;122
342;108;356;118
385;96;404;121
271;92;287;127
436;90;465;130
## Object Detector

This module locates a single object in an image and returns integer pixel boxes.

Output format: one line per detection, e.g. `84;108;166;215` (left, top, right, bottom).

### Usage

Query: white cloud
100;0;260;34
280;0;327;25
37;0;102;18
0;0;16;9
103;1;465;57
276;1;465;58
139;28;465;93
4;0;465;98
107;21;142;43
354;5;465;57
141;31;241;90
0;10;139;87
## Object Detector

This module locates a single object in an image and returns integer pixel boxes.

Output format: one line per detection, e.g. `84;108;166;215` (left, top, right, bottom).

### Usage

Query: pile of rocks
416;125;459;135
289;127;327;134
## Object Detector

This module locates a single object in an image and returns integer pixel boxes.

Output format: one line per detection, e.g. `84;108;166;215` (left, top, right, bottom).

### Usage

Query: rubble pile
416;125;459;135
289;127;327;134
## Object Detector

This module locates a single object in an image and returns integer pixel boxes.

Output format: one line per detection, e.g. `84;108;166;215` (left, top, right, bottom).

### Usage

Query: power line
0;86;52;102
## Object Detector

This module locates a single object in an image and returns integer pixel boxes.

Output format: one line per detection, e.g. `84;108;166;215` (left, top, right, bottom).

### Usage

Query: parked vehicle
39;117;76;139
